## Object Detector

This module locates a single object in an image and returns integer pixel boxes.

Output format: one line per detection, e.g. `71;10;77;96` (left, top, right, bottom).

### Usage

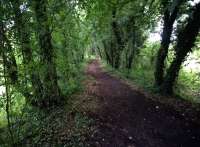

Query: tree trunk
111;9;123;69
96;46;102;59
161;3;200;95
2;51;14;145
125;17;136;69
0;21;32;99
12;0;44;105
155;0;182;87
103;40;113;66
126;49;135;69
0;22;18;84
34;0;62;107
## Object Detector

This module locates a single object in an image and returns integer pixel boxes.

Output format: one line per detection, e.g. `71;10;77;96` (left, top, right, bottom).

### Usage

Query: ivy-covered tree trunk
161;3;200;95
0;27;18;84
12;0;44;105
126;47;135;69
34;0;62;107
155;0;182;87
103;40;113;66
96;46;102;59
125;16;136;69
111;9;123;69
0;21;32;99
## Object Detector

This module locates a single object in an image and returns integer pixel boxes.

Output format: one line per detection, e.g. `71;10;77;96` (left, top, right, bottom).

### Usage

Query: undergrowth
0;60;92;147
101;42;200;104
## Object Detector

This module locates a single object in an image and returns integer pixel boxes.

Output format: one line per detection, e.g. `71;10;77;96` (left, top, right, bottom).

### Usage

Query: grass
101;60;156;92
177;70;200;103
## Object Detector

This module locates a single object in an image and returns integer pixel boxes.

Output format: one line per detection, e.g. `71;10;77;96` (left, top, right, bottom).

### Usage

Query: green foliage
0;0;90;144
103;41;200;103
177;69;200;103
0;0;200;145
102;42;159;90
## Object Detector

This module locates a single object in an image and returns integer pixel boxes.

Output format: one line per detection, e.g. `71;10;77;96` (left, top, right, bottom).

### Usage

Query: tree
33;0;63;107
111;7;124;69
155;0;183;87
86;0;159;69
161;2;200;94
11;0;44;105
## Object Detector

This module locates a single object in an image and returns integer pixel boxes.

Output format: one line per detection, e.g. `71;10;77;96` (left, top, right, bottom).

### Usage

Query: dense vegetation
0;0;200;146
91;0;200;100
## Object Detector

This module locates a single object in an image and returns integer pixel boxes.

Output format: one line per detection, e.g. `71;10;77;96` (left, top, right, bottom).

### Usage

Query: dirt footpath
84;60;200;147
